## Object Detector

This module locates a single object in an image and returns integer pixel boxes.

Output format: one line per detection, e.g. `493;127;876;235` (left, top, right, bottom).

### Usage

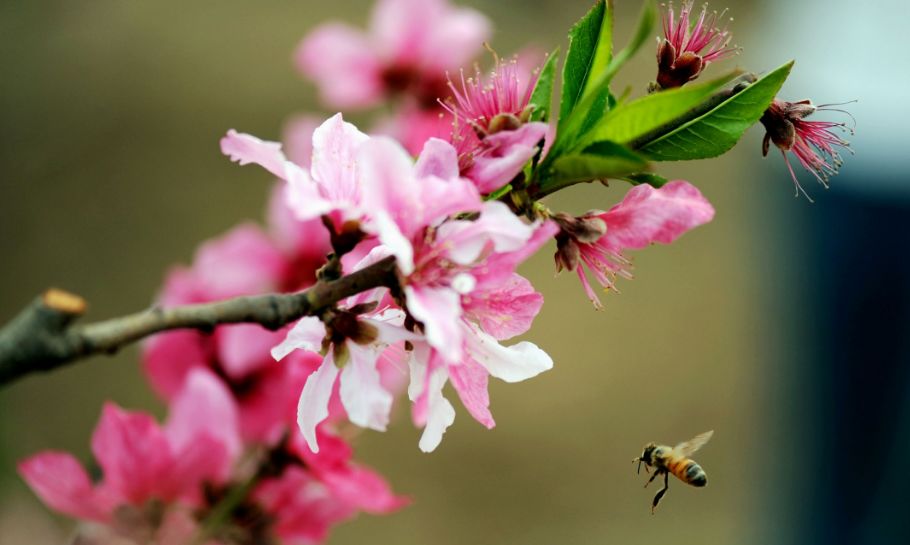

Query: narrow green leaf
588;71;739;145
640;61;794;161
582;0;614;98
528;49;560;122
545;141;649;190
559;0;607;124
620;172;668;188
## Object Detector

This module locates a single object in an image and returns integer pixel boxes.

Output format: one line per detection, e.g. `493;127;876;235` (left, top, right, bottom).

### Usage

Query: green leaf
484;183;513;201
640;61;794;161
559;0;608;125
528;49;560;122
620;172;668;188
545;141;649;190
588;71;739;145
582;0;614;98
547;0;653;158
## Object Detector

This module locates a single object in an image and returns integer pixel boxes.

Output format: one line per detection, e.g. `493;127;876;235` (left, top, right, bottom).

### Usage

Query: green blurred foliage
0;1;801;544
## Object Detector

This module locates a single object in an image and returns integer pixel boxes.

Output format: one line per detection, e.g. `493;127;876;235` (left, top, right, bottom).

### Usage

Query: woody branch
0;256;399;388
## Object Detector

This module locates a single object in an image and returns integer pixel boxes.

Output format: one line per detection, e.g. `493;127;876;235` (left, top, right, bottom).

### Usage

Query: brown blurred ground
0;1;799;544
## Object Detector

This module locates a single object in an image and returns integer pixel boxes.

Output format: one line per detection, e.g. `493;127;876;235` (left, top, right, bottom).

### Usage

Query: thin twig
0;256;399;387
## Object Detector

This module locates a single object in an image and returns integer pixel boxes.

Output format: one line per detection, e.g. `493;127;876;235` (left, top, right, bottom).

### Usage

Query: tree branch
0;256;399;388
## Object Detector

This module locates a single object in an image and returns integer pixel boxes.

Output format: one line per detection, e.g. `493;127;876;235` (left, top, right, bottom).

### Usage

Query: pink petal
297;357;340;453
165;369;241;482
220;130;289;179
464;273;544;340
296;24;384;109
421;7;492;70
320;464;410;514
141;330;208;400
90;403;174;504
403;285;464;363
466;122;549;193
215;324;286;380
474;219;558;289
192;223;289;300
18;452;110;521
339;343;393;431
448;358;495;429
415;137;460;181
602;180;715;249
238;350;321;444
310;113;370;206
266;182;331;276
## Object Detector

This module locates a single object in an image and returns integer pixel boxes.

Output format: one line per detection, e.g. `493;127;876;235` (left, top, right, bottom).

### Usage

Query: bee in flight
633;430;713;514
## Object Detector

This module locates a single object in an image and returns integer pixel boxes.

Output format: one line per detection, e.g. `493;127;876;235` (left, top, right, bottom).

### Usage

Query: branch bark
0;256;398;388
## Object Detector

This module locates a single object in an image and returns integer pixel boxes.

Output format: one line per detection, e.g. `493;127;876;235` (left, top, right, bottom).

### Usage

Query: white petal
464;324;553;383
418;368;456;453
272;317;326;361
296;357;339;453
340;344;393;431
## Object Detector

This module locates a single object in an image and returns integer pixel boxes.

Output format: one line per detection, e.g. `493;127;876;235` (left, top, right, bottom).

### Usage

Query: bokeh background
1;1;906;544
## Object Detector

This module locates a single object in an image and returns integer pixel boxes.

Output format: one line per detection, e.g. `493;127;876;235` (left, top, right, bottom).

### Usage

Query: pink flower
254;430;407;545
404;222;557;452
296;0;491;109
760;98;854;199
19;369;241;522
272;304;416;453
443;57;550;193
656;1;738;89
556;181;715;308
222;114;371;228
143;223;324;443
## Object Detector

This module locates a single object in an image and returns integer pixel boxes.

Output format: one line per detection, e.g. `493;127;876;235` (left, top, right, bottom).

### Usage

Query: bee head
635;443;657;474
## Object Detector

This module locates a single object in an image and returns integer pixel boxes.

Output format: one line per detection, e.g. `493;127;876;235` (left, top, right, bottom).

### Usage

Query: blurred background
1;1;905;544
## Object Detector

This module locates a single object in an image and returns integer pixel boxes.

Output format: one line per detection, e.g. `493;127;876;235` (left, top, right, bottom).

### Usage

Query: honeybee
633;430;713;513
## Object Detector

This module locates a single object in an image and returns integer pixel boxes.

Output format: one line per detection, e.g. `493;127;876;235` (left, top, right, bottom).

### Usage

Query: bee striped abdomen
668;457;708;487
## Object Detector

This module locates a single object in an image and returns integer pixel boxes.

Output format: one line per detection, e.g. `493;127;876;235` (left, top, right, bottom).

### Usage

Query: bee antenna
634;457;643;474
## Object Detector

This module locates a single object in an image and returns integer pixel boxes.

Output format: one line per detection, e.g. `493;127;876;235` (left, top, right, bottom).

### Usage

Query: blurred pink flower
657;1;738;89
557;181;715;308
296;0;491;109
19;369;240;522
373;105;454;156
143;223;326;443
255;430;407;545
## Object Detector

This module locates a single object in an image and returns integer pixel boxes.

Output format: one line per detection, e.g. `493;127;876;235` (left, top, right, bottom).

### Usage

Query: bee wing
673;430;714;457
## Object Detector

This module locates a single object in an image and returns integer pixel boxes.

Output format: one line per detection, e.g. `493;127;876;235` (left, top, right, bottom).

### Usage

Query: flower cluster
17;0;850;541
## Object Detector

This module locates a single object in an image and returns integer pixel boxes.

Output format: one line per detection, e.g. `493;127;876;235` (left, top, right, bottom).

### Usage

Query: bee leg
644;469;659;488
650;472;669;514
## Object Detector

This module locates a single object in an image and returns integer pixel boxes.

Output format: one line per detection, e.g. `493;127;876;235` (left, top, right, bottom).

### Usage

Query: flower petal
297;357;340;453
403;285;463;363
165;369;241;482
464;273;544;340
464;325;553;383
340;344;393;431
296;24;384;109
220;130;288;179
448;358;494;429
418;367;456;453
273;316;326;361
18;452;111;521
